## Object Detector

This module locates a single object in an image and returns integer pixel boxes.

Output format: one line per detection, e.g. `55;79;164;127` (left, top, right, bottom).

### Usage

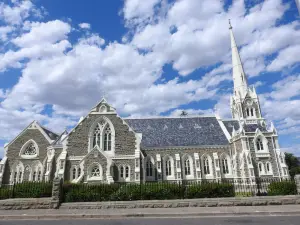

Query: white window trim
30;162;43;181
10;162;24;184
265;161;273;175
258;162;265;175
163;155;175;180
87;163;103;181
88;116;115;156
182;154;194;180
201;154;213;178
19;139;39;159
119;164;131;182
220;153;232;177
253;133;269;154
145;156;155;181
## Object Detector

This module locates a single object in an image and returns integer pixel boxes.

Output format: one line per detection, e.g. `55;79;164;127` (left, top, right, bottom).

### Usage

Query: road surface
1;215;300;225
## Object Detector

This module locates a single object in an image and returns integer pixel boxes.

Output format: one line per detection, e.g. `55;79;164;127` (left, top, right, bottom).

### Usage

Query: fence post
295;174;300;194
50;177;62;209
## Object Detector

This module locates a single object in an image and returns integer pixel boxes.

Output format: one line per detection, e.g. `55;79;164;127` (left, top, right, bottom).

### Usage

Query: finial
229;19;232;29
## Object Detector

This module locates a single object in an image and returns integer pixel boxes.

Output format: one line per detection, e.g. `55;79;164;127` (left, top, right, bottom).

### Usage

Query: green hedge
185;182;235;199
268;181;297;196
63;182;235;202
0;181;52;200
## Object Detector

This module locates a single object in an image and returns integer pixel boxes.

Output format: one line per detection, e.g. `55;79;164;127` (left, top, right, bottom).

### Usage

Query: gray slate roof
243;124;268;132
41;127;59;141
222;120;240;134
124;117;229;149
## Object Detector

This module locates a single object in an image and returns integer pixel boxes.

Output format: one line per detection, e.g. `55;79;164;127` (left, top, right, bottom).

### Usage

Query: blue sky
0;0;300;156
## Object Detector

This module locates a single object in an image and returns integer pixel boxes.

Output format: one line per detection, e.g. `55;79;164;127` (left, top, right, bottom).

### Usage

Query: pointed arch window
32;171;36;181
125;166;129;178
11;162;24;184
184;159;191;176
103;126;112;151
146;158;153;177
78;168;81;177
72;168;77;180
203;157;210;175
20;140;39;159
165;159;172;176
119;165;130;181
222;158;229;174
256;138;264;151
24;143;37;155
90;117;115;153
93;124;101;148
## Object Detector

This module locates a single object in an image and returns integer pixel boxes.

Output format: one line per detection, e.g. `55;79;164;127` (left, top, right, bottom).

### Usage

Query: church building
0;24;289;185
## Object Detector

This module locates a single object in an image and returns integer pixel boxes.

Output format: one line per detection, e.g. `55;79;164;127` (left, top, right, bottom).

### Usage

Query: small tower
229;20;262;121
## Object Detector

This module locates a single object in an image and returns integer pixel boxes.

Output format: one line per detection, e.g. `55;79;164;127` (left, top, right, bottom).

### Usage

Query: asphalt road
1;216;300;225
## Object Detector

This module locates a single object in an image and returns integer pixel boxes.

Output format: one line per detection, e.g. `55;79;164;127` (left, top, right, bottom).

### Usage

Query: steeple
229;20;248;97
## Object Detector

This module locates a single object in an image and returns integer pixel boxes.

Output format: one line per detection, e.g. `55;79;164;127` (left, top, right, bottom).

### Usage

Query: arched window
90;117;115;153
266;162;272;174
250;108;254;116
103;126;112;151
146;158;153;177
72;168;76;180
165;159;172;176
20;140;39;159
11;162;24;184
91;166;101;177
37;170;41;181
32;171;36;181
203;157;210;175
24;143;37;155
256;138;264;151
120;166;124;178
184;159;191;176
125;166;129;178
93;124;101;148
222;158;229;174
246;108;250;117
78;168;81;177
258;162;264;175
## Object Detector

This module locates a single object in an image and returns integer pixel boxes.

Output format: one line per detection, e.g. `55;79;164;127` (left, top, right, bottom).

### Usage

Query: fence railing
62;178;297;202
0;181;53;200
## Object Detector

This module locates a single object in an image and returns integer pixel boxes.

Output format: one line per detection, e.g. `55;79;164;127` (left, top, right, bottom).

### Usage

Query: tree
180;110;188;116
285;152;300;178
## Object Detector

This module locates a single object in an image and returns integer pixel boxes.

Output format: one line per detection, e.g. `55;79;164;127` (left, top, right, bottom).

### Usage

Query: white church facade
0;24;289;185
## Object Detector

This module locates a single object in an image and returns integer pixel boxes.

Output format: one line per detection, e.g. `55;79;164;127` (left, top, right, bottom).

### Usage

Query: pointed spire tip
229;19;232;29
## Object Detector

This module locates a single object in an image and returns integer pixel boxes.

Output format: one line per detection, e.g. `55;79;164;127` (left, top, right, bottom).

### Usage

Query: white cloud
12;20;71;48
78;34;105;46
78;23;90;29
0;26;13;41
0;0;35;25
267;44;300;72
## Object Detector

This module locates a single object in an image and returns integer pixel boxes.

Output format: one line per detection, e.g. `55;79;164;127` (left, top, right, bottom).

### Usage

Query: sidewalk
1;205;300;220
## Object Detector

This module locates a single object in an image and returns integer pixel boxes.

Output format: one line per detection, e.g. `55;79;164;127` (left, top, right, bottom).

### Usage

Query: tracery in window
103;126;112;151
93;124;101;148
91;166;101;177
24;143;37;155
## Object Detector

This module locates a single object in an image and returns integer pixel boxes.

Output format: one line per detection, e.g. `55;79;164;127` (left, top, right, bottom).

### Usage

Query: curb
1;211;300;220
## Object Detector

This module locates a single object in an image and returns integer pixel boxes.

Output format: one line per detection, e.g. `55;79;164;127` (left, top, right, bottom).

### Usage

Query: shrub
142;183;183;200
268;181;297;196
63;183;119;202
185;182;235;198
0;187;12;200
110;184;141;201
12;181;52;198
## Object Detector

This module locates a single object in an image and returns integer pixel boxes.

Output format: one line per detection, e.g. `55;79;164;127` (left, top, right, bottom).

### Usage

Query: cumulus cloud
78;23;90;29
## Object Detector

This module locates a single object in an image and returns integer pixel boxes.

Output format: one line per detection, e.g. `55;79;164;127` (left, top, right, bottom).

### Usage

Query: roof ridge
124;115;217;120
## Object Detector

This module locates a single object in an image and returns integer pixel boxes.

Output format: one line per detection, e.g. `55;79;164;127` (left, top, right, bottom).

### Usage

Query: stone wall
67;114;136;157
3;129;50;184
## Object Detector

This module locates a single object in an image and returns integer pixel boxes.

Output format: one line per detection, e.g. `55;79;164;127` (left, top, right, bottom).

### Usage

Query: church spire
229;20;248;97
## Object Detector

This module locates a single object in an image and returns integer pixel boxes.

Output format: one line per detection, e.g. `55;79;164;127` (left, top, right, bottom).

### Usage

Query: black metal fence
62;178;297;202
0;181;53;200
